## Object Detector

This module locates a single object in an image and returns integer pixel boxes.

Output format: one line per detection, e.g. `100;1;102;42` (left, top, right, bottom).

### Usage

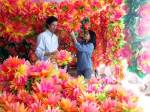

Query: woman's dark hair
88;30;96;49
46;16;58;28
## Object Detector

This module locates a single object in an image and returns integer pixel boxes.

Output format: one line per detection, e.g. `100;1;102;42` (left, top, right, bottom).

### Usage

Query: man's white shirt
35;29;58;61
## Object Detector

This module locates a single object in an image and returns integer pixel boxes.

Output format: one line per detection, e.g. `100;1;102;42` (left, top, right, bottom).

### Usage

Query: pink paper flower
137;51;150;74
56;50;72;66
137;3;150;36
100;98;116;112
114;0;123;5
79;101;100;112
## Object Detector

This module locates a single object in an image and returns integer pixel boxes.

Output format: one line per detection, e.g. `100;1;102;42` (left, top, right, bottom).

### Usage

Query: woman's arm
70;31;78;44
70;31;94;54
75;43;94;54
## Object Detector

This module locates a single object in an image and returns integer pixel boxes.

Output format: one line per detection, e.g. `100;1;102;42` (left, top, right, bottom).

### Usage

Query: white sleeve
35;34;45;60
56;36;59;50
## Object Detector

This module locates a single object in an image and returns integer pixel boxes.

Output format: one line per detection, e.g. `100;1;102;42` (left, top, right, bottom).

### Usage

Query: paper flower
100;98;116;112
5;102;28;112
0;0;126;73
56;50;72;66
0;57;142;111
59;98;78;112
46;107;61;112
137;3;150;37
29;61;56;78
79;101;100;112
62;76;86;100
137;51;150;74
0;57;29;91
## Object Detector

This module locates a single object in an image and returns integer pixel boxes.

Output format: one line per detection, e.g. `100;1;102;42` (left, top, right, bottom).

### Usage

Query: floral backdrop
124;0;150;78
0;0;126;79
0;0;149;111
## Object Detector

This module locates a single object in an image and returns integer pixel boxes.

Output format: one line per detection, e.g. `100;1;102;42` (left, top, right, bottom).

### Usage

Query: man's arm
35;35;45;60
35;33;59;60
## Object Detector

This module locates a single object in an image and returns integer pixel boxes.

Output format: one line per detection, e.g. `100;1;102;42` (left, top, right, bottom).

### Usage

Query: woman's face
84;32;90;42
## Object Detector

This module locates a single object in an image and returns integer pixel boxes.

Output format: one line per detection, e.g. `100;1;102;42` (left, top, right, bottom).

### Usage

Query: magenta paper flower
56;50;72;66
36;78;60;94
137;18;150;36
137;51;150;74
114;0;123;5
46;107;61;112
111;9;124;21
79;101;100;112
137;3;150;36
100;98;116;112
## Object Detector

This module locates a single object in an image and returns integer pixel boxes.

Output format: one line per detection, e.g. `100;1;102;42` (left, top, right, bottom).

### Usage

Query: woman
70;30;96;79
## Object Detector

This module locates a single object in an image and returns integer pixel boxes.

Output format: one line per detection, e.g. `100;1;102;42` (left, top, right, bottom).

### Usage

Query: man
35;16;58;61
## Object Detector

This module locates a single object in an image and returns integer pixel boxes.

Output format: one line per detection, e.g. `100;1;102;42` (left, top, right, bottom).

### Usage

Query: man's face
48;21;58;33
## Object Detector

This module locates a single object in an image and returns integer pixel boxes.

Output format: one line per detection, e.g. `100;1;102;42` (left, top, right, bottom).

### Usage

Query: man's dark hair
46;16;58;27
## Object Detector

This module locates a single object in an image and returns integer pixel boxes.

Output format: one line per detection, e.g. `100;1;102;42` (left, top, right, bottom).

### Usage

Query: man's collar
46;29;53;36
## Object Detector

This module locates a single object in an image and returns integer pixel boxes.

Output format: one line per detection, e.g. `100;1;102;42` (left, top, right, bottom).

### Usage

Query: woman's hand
70;31;76;38
70;31;77;43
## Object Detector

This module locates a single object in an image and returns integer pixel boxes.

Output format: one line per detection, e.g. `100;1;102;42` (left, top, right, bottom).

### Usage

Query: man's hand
51;50;58;56
44;50;58;57
47;50;58;62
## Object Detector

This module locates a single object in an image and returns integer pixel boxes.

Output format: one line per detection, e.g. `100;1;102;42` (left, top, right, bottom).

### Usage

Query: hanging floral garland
124;0;150;78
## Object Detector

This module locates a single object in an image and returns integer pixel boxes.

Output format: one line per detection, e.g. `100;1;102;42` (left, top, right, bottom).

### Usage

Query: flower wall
124;0;150;78
0;57;143;111
0;0;126;77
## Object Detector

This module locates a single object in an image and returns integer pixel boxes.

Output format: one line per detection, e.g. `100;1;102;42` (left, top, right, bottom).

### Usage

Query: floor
65;66;150;111
121;76;150;112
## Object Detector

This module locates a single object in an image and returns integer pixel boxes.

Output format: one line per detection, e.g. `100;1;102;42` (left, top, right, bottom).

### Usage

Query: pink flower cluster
137;51;150;74
0;57;142;112
56;50;72;66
